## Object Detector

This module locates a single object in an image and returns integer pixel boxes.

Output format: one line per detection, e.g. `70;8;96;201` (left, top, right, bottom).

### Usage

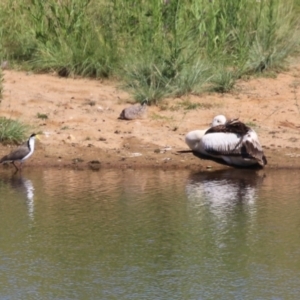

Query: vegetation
0;68;3;101
36;113;48;120
0;0;299;103
0;117;31;144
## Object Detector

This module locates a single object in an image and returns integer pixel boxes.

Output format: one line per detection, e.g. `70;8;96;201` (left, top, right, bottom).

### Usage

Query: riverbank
1;65;300;171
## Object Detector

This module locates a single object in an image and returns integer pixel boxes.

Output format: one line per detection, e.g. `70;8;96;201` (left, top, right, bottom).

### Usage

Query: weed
290;80;300;114
150;113;173;121
245;121;257;128
0;117;31;144
181;100;201;110
169;100;201;111
210;69;238;93
37;113;48;120
85;100;96;106
0;68;3;101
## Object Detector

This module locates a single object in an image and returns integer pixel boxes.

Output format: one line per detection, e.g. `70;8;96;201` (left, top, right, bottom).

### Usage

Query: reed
0;68;3;101
0;0;298;103
0;117;31;144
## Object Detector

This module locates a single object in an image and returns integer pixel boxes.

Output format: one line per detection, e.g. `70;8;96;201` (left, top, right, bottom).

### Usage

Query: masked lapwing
0;133;38;171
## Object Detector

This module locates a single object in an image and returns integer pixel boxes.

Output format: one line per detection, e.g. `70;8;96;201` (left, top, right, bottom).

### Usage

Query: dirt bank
1;64;300;171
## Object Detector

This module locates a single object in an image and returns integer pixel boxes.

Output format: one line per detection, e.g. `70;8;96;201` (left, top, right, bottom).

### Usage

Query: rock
88;160;101;171
118;100;148;120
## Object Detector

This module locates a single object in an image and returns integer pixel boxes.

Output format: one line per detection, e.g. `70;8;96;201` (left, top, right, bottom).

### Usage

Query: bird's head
211;115;227;127
29;133;41;141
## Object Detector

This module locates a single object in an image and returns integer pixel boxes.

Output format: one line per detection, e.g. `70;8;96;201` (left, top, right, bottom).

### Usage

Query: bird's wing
242;132;267;166
201;132;242;156
205;119;250;135
6;146;29;161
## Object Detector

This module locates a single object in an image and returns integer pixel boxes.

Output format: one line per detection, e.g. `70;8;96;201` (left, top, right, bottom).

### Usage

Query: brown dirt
1;63;300;171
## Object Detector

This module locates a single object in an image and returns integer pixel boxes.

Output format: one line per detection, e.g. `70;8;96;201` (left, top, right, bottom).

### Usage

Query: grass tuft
0;68;3;101
210;68;239;93
37;113;48;120
0;117;31;144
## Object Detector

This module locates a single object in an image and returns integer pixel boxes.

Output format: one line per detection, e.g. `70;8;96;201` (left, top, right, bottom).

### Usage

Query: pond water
0;168;300;300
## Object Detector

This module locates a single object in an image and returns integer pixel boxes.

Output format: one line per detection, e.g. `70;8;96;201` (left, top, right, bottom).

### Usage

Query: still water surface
0;168;300;299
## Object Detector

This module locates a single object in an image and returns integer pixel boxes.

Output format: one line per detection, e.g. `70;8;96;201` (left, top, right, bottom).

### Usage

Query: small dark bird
118;100;148;120
0;133;38;171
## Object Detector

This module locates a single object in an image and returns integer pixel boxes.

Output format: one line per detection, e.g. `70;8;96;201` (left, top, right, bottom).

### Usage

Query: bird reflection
185;169;265;221
2;173;35;220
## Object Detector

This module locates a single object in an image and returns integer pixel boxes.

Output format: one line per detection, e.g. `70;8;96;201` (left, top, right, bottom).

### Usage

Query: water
0;168;300;300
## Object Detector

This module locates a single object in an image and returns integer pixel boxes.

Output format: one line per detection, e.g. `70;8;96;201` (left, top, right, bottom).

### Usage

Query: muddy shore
1;67;300;171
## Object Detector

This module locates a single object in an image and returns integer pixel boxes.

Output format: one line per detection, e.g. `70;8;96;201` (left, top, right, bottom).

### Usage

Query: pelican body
185;115;226;151
185;116;267;167
0;133;37;171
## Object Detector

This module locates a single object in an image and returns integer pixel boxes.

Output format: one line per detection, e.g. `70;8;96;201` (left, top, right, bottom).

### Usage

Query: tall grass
0;117;31;144
0;0;299;103
0;68;3;101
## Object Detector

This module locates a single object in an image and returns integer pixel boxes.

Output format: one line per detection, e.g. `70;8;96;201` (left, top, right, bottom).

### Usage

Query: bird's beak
35;134;41;141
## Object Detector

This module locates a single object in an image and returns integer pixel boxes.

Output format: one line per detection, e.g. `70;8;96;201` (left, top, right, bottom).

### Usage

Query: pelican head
211;115;226;127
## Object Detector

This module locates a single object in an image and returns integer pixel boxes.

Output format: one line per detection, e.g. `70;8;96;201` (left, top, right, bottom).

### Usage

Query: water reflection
186;169;265;214
0;172;35;220
185;169;266;247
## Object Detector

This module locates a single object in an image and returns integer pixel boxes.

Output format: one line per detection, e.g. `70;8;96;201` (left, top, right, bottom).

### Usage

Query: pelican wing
242;132;267;166
201;132;242;156
201;130;267;166
205;119;250;135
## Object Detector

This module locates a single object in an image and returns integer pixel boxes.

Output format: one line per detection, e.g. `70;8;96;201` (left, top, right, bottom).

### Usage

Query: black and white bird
185;115;226;151
185;115;267;167
0;133;38;171
118;100;148;120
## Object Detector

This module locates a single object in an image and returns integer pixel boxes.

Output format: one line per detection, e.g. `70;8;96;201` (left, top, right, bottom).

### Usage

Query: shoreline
1;145;300;172
1;69;300;172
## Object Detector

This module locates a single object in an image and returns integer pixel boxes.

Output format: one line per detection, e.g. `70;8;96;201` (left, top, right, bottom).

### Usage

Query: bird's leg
12;161;19;172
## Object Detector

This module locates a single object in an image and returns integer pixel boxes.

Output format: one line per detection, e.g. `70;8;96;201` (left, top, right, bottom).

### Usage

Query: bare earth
1;63;300;171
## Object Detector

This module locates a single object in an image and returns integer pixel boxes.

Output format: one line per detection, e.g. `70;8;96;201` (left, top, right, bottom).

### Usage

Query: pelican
185;116;267;167
0;133;38;171
185;115;226;151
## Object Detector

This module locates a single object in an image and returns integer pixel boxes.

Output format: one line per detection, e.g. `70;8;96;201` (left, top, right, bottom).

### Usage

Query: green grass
0;68;3;101
0;117;31;144
210;68;239;93
37;113;48;120
0;0;299;103
245;121;258;129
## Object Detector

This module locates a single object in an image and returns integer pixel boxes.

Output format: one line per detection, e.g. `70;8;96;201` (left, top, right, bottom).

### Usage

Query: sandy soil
1;62;300;171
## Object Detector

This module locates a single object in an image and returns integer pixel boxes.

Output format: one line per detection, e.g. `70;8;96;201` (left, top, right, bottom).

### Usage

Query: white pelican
185;116;267;167
185;115;226;151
